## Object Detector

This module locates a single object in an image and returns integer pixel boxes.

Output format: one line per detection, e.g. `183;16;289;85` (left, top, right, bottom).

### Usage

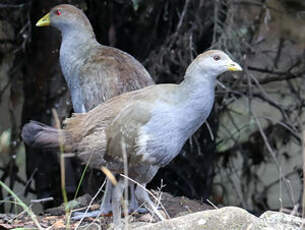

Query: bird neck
59;28;99;94
175;68;217;138
145;68;217;166
179;67;217;104
60;27;97;52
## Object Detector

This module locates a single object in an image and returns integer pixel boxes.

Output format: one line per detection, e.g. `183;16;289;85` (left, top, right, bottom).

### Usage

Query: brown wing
78;46;154;111
63;85;158;169
104;101;153;169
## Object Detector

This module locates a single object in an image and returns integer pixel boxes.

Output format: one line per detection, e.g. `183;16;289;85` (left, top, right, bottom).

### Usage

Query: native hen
22;50;242;228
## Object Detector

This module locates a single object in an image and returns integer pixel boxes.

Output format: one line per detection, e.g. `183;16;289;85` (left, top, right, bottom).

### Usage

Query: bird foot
128;206;148;215
71;206;148;220
71;209;112;220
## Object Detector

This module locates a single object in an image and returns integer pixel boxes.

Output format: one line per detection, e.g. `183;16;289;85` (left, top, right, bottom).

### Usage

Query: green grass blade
0;180;43;230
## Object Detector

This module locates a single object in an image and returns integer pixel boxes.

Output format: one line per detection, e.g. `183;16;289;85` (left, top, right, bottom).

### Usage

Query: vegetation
0;0;304;224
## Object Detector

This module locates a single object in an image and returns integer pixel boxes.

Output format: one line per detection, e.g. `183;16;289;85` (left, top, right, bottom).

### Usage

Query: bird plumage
60;42;154;112
35;4;154;217
23;50;242;227
39;4;154;112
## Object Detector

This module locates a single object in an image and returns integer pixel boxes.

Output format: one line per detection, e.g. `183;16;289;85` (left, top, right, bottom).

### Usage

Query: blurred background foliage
0;0;304;215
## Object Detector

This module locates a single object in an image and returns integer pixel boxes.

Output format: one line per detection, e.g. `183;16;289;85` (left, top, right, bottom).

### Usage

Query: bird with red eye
34;3;155;222
55;9;62;16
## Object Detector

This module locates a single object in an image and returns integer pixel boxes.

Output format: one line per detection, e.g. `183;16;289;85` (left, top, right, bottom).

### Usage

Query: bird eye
55;9;62;16
213;55;221;61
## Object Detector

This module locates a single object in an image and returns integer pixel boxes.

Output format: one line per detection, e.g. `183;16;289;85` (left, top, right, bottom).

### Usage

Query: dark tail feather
22;121;64;149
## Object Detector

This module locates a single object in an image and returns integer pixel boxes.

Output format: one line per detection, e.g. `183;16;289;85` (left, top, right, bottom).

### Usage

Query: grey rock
259;211;303;230
131;207;304;230
132;206;258;230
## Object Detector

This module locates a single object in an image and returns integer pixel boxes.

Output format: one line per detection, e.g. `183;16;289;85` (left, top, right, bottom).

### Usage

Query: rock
259;211;302;230
131;207;303;230
132;206;259;230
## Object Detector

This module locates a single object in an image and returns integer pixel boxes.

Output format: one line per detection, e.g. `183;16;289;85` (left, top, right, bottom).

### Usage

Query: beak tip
36;13;51;27
228;62;243;72
236;65;243;71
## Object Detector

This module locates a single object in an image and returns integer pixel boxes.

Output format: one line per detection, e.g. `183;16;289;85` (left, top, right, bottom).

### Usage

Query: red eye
213;55;221;61
55;9;62;16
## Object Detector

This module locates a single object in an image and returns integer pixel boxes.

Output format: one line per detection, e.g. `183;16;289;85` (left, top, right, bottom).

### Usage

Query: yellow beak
227;61;243;71
36;13;50;27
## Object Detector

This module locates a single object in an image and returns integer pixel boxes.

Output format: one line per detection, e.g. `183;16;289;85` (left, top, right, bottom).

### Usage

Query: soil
0;191;212;229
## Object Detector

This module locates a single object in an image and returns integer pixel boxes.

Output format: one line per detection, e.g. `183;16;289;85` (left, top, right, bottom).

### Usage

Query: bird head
186;50;242;79
36;4;94;36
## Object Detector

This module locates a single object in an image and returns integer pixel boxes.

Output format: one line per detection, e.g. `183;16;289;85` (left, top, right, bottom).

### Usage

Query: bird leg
112;177;126;229
135;184;165;221
100;179;148;215
128;183;148;214
128;182;137;210
71;179;113;220
99;179;113;215
72;179;148;220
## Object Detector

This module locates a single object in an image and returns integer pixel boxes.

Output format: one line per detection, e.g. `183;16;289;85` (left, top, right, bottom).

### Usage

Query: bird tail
22;121;71;150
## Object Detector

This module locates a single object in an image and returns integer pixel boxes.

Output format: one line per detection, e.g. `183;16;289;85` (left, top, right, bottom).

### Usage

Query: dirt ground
0;192;212;229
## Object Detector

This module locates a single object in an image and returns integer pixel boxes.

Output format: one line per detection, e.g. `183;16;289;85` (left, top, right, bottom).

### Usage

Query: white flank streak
136;129;153;162
81;104;86;113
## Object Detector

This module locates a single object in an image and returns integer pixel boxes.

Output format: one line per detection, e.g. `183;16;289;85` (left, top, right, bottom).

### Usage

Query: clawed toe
71;210;111;220
129;206;148;214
